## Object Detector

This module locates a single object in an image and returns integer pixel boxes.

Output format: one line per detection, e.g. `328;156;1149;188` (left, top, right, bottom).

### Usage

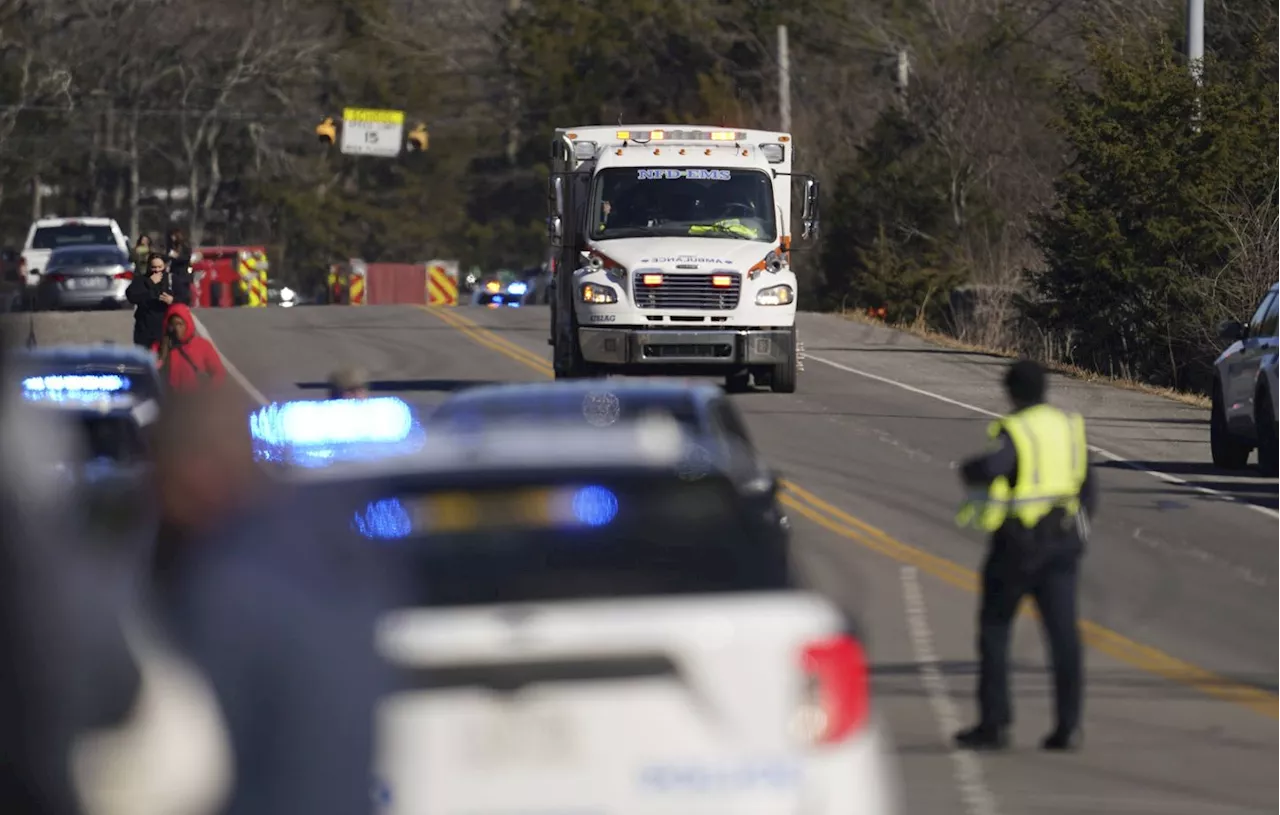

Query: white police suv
263;399;903;815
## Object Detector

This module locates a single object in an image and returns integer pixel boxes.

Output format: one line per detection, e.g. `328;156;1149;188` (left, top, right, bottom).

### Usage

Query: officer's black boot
953;724;1009;750
1041;728;1081;751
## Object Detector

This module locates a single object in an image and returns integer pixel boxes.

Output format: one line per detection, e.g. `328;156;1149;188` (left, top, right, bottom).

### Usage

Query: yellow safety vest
955;404;1088;532
689;218;758;239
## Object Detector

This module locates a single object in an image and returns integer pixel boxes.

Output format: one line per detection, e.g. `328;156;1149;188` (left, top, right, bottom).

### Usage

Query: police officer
327;367;370;400
953;359;1097;752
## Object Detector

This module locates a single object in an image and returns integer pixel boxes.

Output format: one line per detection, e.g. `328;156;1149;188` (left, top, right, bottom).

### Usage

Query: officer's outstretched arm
959;432;1017;485
1080;464;1099;518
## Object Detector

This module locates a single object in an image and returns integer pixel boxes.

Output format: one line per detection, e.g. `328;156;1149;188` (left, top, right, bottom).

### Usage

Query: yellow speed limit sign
340;107;405;158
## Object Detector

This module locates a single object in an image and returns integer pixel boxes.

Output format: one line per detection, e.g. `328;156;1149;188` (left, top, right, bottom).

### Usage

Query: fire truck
190;245;270;308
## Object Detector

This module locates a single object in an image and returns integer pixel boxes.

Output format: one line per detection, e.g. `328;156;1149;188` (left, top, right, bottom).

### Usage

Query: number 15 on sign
340;108;405;158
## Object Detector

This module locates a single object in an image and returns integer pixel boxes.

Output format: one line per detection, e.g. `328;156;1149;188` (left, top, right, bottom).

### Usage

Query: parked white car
21;217;130;288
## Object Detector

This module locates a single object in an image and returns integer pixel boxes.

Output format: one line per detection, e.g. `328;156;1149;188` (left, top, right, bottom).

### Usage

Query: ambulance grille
633;272;741;310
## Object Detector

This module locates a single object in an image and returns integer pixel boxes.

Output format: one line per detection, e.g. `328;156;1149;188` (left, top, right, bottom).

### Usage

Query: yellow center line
425;306;553;374
421;305;1280;721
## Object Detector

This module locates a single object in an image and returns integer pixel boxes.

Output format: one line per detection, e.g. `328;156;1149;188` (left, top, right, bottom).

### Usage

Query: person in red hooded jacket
151;304;226;391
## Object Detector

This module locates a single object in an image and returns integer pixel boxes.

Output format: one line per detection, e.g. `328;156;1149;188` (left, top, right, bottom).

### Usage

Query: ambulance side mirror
801;178;820;240
548;176;566;247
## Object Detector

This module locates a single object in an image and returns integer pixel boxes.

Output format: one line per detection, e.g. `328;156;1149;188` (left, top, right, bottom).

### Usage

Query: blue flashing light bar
506;280;529;296
353;498;413;541
249;397;416;447
351;484;620;540
572;485;618;527
22;374;134;405
23;374;131;393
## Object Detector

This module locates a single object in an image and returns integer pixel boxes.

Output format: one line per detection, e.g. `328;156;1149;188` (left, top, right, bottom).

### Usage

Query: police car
10;344;162;469
473;269;530;308
10;345;161;565
428;378;788;532
260;399;902;815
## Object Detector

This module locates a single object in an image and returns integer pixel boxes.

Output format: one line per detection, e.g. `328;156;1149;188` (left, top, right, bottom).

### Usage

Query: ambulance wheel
770;330;798;394
554;335;591;380
725;369;752;394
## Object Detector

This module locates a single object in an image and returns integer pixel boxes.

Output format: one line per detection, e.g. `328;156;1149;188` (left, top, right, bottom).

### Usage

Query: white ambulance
545;126;819;393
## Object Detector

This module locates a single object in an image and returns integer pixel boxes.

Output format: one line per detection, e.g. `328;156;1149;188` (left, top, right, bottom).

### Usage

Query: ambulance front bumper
577;327;793;366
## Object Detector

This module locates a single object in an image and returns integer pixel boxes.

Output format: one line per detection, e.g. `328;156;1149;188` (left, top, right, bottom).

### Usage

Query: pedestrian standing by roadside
152;304;225;392
131;235;152;275
165;230;193;307
952;359;1098;752
126;253;173;350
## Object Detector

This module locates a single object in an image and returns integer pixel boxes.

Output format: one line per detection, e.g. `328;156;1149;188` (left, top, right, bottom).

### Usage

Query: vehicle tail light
49;273;66;283
114;269;133;280
792;635;869;746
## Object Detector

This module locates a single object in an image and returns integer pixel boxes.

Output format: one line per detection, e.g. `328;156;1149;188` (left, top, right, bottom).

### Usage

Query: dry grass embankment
839;309;1212;410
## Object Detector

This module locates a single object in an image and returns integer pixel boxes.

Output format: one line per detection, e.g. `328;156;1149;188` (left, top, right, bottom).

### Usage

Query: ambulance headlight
755;285;794;306
580;283;617;304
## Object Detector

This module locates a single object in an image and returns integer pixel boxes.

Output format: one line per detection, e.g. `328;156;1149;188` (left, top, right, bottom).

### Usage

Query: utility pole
895;48;910;108
1186;0;1204;85
778;24;791;133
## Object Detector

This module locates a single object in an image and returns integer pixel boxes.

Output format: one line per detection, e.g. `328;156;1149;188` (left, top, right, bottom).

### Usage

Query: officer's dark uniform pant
977;532;1083;732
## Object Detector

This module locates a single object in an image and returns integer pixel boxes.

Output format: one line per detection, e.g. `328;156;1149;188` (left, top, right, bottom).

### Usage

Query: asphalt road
13;304;1277;814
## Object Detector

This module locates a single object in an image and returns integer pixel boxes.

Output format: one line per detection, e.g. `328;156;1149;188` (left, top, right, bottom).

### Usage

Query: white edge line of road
899;565;1001;815
191;313;269;407
804;352;1280;521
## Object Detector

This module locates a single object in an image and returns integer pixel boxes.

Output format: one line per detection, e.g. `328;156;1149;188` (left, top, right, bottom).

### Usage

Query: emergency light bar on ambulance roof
615;129;747;143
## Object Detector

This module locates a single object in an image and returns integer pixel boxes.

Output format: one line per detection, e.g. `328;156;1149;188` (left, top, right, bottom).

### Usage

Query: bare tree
1185;181;1280;354
151;0;327;243
0;0;77;213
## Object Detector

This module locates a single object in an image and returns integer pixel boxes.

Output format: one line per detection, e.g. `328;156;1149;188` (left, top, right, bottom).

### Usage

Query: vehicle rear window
31;225;116;250
431;392;702;431
79;414;148;464
328;471;790;607
49;248;127;267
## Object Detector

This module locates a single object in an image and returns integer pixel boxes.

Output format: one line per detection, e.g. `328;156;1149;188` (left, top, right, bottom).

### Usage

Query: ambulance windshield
589;168;776;243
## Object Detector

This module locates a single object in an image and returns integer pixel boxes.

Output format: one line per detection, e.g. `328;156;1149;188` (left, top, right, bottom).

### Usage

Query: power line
0;105;326;122
0;104;556;125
